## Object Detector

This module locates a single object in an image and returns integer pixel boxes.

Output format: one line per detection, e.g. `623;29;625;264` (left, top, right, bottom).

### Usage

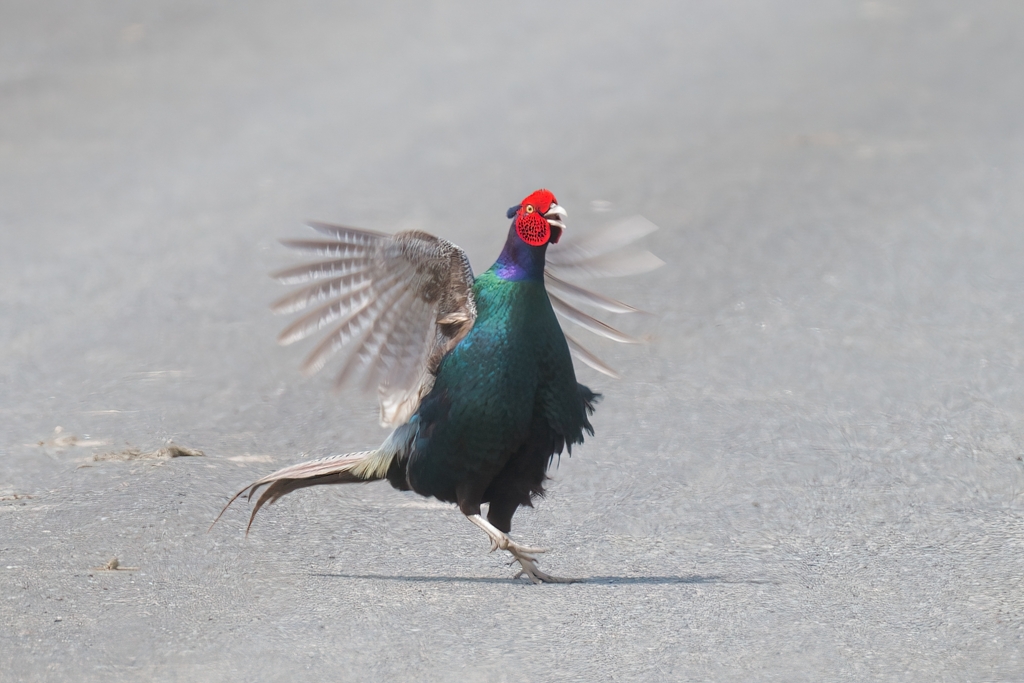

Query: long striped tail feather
210;452;374;534
212;423;416;534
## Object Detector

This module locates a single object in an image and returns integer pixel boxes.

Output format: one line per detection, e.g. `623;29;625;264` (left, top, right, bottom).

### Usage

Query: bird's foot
507;547;579;584
466;514;580;584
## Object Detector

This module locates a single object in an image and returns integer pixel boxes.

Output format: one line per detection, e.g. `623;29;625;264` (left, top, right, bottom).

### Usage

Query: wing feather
273;222;476;426
549;292;641;344
276;279;374;346
544;271;641;314
303;263;415;376
546;215;660;268
564;334;622;379
544;214;663;377
270;272;374;315
361;293;433;388
547;248;665;279
270;258;372;285
277;239;374;258
306;222;390;243
299;291;379;376
333;282;418;390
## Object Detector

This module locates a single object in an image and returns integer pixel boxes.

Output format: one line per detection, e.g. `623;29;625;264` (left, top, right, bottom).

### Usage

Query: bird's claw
508;549;579;584
466;514;576;583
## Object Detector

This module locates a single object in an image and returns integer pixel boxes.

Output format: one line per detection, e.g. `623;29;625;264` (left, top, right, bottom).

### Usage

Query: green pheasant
216;190;662;582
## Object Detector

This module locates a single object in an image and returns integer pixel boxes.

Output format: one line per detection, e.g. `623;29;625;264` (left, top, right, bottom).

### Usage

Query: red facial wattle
516;210;551;246
513;189;564;246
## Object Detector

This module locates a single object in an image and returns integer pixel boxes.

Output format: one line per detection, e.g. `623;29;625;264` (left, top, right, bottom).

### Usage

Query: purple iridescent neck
492;222;548;281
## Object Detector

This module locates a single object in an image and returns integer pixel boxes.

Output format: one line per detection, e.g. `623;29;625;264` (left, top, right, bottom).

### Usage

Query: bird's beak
544;204;567;228
544;203;567;243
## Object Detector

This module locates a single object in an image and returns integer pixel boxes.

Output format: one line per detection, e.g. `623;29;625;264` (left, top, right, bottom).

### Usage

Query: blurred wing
545;215;665;377
546;215;664;277
563;333;622;379
271;222;476;426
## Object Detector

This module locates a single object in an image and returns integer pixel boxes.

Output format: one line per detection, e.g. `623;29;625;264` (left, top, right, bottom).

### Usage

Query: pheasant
215;190;662;582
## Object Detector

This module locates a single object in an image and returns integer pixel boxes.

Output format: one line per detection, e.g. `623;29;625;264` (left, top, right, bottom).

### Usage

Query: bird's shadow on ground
313;573;771;585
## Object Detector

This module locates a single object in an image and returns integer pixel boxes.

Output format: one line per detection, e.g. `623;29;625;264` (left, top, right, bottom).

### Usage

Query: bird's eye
525;205;534;213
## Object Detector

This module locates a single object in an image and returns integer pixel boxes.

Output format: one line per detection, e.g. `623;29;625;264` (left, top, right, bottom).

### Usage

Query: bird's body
215;190;661;582
402;258;598;530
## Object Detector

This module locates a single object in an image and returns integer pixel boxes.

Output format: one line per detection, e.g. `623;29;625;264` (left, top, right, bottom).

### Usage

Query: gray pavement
2;0;1024;680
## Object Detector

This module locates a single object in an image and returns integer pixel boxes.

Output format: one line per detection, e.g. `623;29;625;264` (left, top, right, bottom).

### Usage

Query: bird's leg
466;514;577;584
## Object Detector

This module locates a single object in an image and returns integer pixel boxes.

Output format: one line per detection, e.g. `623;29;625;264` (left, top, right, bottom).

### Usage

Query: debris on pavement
92;444;205;462
90;557;139;571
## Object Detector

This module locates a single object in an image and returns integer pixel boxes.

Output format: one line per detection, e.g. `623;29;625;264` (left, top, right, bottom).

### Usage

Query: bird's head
506;189;567;246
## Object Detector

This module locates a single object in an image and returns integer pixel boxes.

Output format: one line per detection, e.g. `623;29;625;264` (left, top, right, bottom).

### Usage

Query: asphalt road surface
2;1;1024;681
